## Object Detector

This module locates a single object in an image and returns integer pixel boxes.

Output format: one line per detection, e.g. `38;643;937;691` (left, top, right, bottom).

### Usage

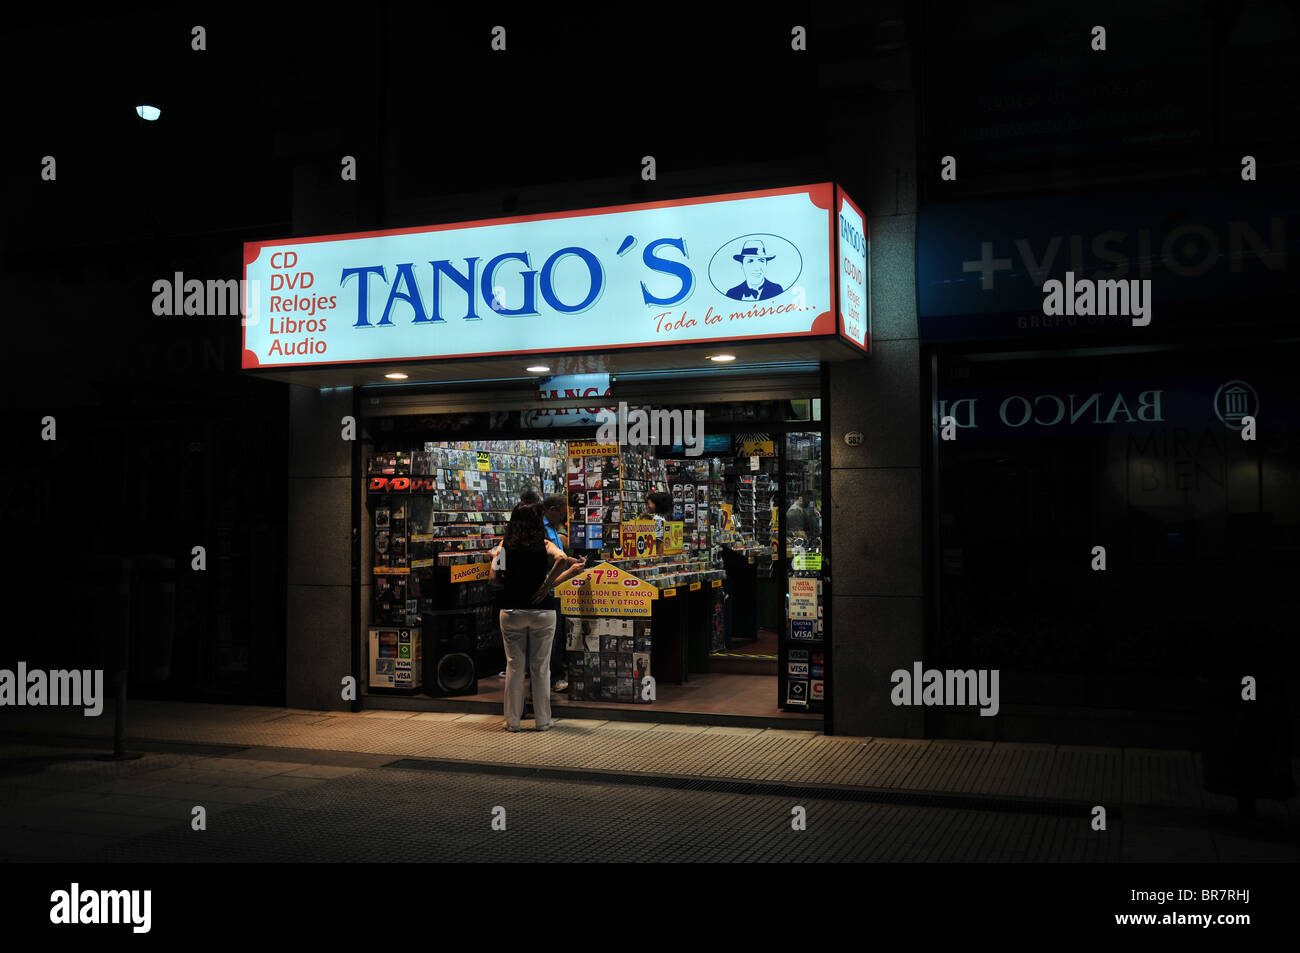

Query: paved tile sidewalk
0;742;1129;863
1;700;1297;816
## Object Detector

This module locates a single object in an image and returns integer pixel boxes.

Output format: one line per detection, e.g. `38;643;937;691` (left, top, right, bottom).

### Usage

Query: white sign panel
837;187;869;351
242;184;840;369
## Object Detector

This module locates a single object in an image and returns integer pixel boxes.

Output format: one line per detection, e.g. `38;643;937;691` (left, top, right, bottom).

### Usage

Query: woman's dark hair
646;491;674;516
503;502;546;549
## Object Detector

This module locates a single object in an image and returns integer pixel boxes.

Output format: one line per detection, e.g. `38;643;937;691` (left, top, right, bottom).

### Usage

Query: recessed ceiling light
384;372;408;380
135;105;161;121
707;354;736;362
526;365;550;373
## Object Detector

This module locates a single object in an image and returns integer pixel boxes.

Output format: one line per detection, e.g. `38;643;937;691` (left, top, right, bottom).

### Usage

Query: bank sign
917;187;1297;341
242;183;869;368
933;376;1297;440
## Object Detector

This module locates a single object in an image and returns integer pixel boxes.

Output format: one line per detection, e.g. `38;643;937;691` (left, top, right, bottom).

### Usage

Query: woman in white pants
490;503;586;731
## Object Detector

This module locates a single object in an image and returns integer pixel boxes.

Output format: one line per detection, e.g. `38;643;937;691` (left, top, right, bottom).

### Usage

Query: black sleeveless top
500;540;551;610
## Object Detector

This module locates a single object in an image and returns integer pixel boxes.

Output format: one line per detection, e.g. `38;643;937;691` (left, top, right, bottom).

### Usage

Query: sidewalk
3;699;1297;817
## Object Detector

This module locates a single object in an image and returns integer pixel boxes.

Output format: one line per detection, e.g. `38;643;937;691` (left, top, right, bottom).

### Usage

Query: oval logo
1213;379;1258;431
708;233;803;302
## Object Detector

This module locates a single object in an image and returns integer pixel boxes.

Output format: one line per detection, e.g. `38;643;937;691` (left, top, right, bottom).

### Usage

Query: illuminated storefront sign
836;187;868;350
243;183;869;368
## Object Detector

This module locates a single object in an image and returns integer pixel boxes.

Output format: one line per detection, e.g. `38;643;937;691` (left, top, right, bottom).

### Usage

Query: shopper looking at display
491;489;548;686
490;502;586;731
644;491;674;556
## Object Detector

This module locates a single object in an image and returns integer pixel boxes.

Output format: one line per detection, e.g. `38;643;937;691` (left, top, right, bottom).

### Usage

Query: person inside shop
643;491;675;556
490;502;587;732
786;492;808;536
541;493;572;694
786;492;821;545
806;495;821;541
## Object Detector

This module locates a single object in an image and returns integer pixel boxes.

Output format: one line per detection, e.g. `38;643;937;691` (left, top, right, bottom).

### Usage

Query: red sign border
242;183;843;370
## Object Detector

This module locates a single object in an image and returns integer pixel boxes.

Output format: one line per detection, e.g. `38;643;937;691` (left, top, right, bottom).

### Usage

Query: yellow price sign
663;521;685;555
690;581;702;591
711;579;722;588
663;588;677;598
558;561;658;617
449;561;491;583
620;519;656;558
476;451;491;471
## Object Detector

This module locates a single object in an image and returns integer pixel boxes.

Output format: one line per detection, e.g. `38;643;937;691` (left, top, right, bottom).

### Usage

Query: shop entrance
358;387;829;728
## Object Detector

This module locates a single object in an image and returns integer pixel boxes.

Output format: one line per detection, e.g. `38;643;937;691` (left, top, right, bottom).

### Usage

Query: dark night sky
0;0;1297;703
0;3;846;248
0;0;1296;397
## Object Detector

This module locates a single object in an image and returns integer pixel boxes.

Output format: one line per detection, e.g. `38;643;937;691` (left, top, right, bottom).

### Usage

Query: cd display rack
666;459;719;553
368;440;566;627
566;446;667;558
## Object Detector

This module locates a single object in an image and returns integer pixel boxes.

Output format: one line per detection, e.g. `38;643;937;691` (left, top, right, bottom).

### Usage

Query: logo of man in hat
725;237;785;301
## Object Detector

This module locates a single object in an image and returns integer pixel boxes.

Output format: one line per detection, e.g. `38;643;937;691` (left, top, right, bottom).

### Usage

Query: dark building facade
3;2;1296;750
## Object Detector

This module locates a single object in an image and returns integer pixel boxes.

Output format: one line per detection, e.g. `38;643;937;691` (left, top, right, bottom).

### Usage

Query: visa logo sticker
790;619;817;641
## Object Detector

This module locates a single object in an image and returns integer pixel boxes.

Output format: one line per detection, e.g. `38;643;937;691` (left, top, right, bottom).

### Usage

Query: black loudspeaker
423;609;480;696
476;636;505;681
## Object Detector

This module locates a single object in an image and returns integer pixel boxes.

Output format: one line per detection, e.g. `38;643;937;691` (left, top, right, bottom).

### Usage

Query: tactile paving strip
387;757;1108;818
0;699;1286;813
82;765;1122;864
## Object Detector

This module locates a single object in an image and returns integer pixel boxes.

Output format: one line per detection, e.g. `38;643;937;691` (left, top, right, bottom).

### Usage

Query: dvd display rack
561;554;723;704
566;446;666;558
563;615;653;703
666;459;721;554
618;555;721;589
368;440;566;628
733;472;779;572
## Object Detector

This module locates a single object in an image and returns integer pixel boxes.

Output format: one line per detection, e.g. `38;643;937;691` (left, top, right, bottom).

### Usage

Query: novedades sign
243;184;868;368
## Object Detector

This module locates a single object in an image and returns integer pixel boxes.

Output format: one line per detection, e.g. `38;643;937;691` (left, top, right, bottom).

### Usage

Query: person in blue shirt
541;493;567;552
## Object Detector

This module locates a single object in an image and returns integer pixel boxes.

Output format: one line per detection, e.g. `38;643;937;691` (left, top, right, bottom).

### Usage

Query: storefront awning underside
243;336;864;392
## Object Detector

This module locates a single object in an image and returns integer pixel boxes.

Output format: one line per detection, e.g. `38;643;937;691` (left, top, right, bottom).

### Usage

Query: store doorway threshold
363;673;822;731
